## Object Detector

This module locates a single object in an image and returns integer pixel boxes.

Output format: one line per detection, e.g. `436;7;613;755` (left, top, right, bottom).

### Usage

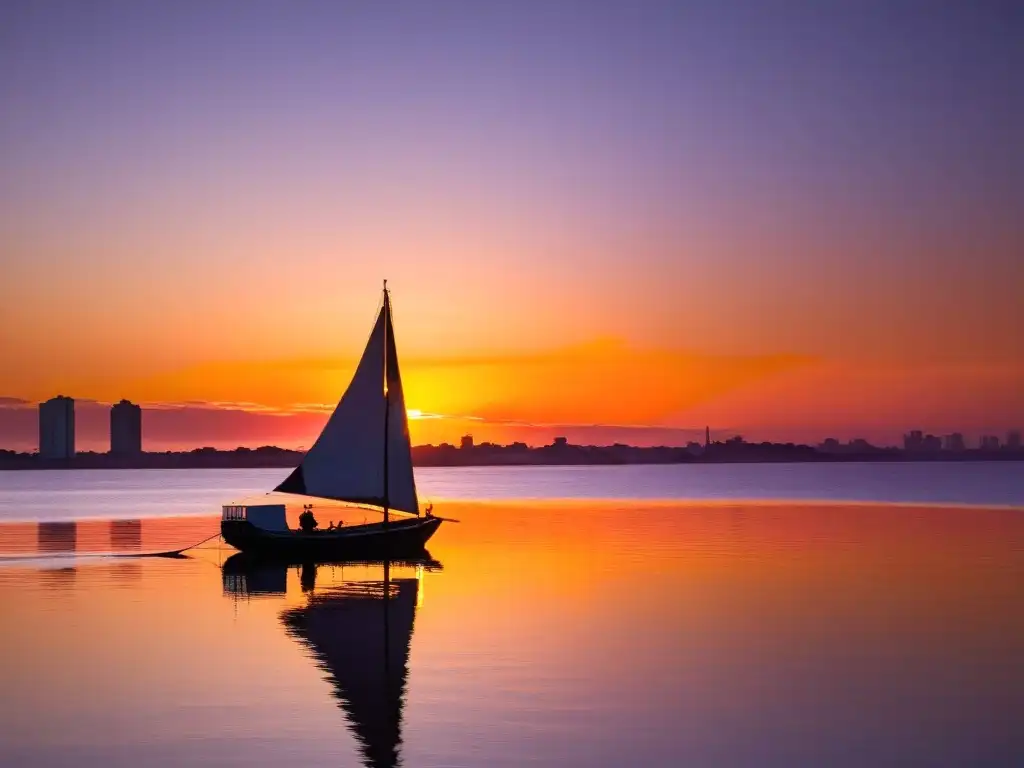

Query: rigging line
128;530;225;558
183;531;225;550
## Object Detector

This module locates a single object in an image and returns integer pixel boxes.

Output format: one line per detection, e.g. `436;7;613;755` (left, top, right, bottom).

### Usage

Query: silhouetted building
1008;431;1022;450
903;430;923;451
110;399;143;455
943;433;966;452
705;426;711;448
980;435;1000;451
819;438;841;453
39;396;75;459
460;434;474;450
552;436;568;447
903;431;940;452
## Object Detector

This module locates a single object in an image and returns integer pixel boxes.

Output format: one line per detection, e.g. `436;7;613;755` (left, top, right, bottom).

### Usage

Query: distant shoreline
2;443;1022;470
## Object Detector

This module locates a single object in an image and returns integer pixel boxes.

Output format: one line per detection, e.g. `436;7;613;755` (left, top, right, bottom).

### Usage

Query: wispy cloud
0;396;108;409
287;402;336;413
407;410;447;420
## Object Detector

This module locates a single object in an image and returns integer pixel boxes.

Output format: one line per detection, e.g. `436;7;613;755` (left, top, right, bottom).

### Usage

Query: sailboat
220;282;444;559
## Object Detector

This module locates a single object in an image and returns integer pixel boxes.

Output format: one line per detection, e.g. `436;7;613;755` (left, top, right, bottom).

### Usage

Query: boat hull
221;516;442;560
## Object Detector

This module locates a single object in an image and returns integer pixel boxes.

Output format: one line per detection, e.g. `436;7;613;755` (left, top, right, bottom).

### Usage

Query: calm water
1;462;1023;523
0;467;1022;766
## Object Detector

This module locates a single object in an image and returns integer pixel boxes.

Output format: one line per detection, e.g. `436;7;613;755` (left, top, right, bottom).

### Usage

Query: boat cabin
221;503;289;532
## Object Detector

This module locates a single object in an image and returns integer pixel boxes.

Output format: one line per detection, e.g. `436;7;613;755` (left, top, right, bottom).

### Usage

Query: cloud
437;344;816;427
0;395;709;452
102;340;814;418
283;402;335;413
406;410;446;420
677;359;1024;444
0;340;820;449
10;339;1017;449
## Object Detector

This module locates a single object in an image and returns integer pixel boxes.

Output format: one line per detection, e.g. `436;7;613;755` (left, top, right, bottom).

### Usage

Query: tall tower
110;399;143;456
39;396;75;459
705;426;711;448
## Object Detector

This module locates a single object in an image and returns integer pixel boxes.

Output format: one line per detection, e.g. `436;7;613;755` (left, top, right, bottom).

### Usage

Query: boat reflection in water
221;552;441;768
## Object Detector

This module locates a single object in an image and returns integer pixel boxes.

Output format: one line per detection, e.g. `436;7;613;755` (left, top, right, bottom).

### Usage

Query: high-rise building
943;433;966;452
110;399;143;455
39;396;75;459
980;435;1000;451
903;430;924;451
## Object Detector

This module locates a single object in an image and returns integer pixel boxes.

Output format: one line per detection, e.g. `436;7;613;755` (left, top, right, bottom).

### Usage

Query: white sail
384;301;418;514
275;291;419;514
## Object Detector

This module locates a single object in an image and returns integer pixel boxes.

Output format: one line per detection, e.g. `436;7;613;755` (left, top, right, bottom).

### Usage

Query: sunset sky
1;1;1021;451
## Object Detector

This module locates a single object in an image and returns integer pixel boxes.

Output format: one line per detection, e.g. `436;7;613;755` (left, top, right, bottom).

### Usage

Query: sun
407;408;424;420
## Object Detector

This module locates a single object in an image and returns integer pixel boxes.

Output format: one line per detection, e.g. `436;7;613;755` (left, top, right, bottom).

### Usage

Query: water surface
0;469;1022;766
1;462;1022;523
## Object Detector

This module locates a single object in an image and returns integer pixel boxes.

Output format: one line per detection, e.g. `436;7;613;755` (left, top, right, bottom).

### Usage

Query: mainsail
275;287;419;514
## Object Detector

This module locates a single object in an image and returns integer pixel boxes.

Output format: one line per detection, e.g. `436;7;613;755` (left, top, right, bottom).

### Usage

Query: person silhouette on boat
425;504;434;518
299;505;318;532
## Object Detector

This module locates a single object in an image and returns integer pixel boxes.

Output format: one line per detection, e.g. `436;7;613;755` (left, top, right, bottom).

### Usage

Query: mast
382;280;389;528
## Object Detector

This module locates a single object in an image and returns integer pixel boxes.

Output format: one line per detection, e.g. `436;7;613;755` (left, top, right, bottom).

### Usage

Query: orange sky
1;330;1021;451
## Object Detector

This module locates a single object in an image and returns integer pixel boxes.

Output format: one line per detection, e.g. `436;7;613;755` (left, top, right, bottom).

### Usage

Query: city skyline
2;2;1021;447
1;393;1021;454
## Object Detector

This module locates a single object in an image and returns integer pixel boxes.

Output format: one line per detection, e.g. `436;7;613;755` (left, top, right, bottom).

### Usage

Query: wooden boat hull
221;515;442;560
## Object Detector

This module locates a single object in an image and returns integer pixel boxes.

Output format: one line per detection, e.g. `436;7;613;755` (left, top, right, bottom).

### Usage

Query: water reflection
37;521;77;552
221;555;288;596
2;501;1021;767
221;553;442;598
109;519;142;550
35;522;78;590
221;554;440;768
107;561;143;587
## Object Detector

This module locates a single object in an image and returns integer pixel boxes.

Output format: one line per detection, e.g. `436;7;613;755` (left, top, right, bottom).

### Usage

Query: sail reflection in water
222;555;432;768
